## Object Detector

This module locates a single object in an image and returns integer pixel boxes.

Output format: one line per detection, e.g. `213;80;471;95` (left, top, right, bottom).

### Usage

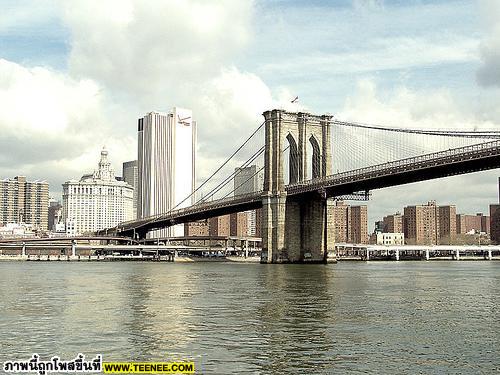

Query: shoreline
1;254;499;262
0;254;263;263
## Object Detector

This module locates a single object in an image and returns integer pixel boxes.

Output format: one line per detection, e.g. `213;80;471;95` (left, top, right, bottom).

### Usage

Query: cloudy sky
1;0;500;228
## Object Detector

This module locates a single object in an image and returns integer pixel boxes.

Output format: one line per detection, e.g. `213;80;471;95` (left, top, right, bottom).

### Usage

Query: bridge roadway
107;140;500;238
0;236;135;244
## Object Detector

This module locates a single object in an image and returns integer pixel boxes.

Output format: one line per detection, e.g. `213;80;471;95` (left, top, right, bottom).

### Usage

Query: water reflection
118;265;157;360
252;265;334;374
0;262;499;374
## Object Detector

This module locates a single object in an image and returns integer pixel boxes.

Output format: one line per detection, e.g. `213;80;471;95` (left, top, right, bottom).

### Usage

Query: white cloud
339;79;487;130
477;0;500;87
0;59;102;156
260;36;479;78
352;0;385;11
0;0;60;33
0;60;98;134
0;58;136;194
1;0;283;200
195;67;306;183
63;0;254;104
199;67;272;138
59;0;290;186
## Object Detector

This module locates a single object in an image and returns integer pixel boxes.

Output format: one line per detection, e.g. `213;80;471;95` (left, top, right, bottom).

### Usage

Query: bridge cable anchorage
171;120;266;211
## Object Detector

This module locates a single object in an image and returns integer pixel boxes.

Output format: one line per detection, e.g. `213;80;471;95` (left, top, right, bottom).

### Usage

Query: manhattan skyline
1;0;499;227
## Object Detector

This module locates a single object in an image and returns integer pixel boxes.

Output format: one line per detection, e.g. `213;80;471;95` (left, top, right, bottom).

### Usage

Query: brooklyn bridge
100;109;500;263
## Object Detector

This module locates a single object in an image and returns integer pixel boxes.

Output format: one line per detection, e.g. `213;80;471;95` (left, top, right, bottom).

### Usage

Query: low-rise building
0;223;37;239
230;212;248;237
383;213;403;233
332;201;368;244
490;205;500;244
376;232;405;245
456;213;489;234
209;215;230;237
184;220;209;237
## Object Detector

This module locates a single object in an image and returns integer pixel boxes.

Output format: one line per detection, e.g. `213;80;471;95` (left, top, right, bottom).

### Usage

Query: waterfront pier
0;235;262;262
335;243;500;261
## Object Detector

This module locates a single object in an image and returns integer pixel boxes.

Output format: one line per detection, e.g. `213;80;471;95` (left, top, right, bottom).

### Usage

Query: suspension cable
334;120;500;138
198;145;265;203
171;120;265;210
221;165;265;200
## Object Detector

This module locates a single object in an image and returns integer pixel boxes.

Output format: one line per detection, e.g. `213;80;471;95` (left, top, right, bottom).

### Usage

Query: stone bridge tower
261;109;335;263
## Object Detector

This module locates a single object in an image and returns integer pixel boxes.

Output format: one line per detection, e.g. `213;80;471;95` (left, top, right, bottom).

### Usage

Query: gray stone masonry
261;109;334;263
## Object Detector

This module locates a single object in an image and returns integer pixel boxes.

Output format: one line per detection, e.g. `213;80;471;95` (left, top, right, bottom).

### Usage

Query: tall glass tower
137;107;196;238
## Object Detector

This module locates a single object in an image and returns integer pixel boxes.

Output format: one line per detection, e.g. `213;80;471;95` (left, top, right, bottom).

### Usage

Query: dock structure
1;237;498;262
0;235;262;262
335;243;500;261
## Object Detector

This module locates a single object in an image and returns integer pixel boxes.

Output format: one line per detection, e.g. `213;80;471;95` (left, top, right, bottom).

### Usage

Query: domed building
62;148;134;235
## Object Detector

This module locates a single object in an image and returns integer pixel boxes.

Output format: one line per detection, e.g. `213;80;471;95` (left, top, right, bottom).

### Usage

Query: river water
0;261;499;374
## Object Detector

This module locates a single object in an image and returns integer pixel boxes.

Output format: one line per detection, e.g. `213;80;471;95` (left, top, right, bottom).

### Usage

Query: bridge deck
288;139;500;196
106;140;500;237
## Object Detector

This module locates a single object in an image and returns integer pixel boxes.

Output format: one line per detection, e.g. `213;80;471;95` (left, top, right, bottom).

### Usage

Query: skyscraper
62;149;134;235
138;108;196;237
350;205;368;244
438;205;457;243
490;205;500;243
403;201;439;245
331;201;368;244
234;165;261;195
0;176;49;230
48;199;62;231
122;160;138;219
332;201;350;243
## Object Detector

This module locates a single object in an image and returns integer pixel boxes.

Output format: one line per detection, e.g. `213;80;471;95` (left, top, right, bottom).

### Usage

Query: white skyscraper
62;149;134;235
138;107;196;237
